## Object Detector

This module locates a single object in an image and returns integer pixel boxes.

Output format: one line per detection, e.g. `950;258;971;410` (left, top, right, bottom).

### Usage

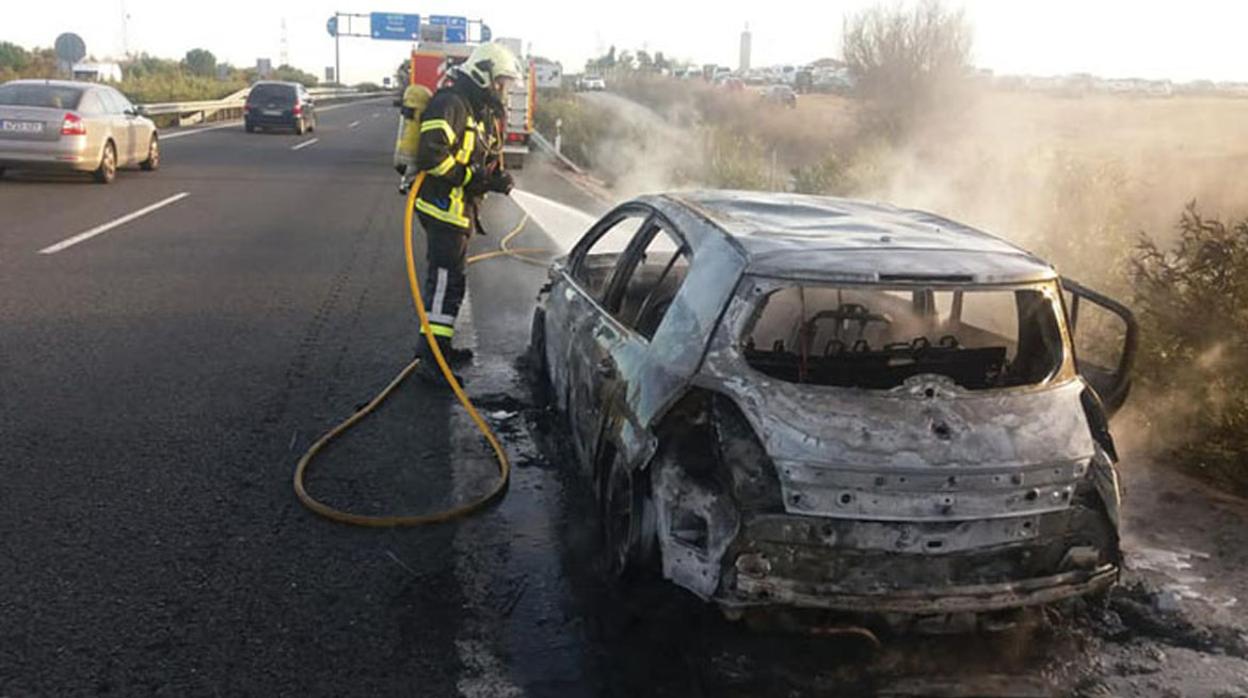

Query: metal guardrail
530;130;585;175
140;88;394;126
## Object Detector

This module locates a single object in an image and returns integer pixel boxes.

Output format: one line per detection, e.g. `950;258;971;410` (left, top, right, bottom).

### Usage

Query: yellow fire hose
293;173;549;526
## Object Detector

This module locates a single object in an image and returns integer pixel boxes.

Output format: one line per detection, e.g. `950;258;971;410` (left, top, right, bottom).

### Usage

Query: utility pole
335;12;341;86
120;0;130;57
281;18;290;67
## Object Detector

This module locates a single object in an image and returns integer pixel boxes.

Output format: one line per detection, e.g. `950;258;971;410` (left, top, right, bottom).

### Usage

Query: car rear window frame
0;84;85;110
247;84;297;104
738;278;1074;393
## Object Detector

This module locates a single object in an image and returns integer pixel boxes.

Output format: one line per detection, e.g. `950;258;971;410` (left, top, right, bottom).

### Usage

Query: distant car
244;81;317;135
0;79;159;184
761;84;798;109
530;191;1136;627
580;75;606;92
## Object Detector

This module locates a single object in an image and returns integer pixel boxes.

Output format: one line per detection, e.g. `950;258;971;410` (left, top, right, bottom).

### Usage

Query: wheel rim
149;139;159;167
103;146;116;177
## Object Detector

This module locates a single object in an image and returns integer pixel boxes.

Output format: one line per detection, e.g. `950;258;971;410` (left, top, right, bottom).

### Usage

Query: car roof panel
662;190;1057;283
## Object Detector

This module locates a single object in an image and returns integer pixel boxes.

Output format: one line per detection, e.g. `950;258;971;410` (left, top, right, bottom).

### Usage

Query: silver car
0;80;160;184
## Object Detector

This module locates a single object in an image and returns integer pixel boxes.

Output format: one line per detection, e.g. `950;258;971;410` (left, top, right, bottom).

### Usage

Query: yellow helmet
460;42;522;89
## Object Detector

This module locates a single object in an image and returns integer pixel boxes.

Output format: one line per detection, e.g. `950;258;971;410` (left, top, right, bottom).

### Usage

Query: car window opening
615;244;690;339
744;284;1065;390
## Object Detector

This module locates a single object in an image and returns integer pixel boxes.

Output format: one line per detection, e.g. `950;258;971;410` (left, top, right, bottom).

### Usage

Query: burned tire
598;450;657;581
527;307;549;387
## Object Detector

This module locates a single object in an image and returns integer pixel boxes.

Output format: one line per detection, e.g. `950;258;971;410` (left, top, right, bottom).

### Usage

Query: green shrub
1130;204;1248;492
534;90;616;169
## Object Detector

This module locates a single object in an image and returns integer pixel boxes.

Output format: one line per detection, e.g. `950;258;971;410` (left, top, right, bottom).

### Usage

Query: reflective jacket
415;80;499;229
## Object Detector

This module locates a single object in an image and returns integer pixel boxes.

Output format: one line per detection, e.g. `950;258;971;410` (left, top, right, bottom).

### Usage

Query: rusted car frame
531;191;1136;621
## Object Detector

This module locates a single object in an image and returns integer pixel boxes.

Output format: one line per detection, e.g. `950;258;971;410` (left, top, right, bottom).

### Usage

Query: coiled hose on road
293;174;549;526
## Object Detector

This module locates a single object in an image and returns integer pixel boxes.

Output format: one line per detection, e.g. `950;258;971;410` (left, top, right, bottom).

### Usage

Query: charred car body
530;191;1137;624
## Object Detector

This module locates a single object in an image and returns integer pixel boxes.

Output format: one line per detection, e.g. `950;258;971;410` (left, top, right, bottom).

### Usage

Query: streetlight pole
334;12;341;85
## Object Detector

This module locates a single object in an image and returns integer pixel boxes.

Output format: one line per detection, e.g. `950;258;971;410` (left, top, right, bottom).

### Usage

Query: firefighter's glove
464;164;489;198
486;169;514;196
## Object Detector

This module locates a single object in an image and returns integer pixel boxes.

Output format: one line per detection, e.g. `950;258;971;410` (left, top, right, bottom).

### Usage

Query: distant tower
280;18;290;67
739;23;752;73
120;0;130;56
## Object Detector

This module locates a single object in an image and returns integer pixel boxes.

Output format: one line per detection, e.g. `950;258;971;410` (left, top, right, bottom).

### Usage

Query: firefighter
413;42;520;382
395;83;433;194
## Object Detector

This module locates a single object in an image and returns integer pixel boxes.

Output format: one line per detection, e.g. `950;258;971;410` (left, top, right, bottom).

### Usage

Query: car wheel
0;167;6;180
599;451;656;580
93;142;117;184
295;119;306;136
140;136;160;171
308;118;316;133
527;308;549;386
245;123;255;133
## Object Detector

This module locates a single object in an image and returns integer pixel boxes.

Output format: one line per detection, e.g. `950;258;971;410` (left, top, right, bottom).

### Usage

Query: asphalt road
0;98;607;697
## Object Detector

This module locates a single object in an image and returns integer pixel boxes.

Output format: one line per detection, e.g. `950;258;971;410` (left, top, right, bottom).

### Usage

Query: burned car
529;191;1137;623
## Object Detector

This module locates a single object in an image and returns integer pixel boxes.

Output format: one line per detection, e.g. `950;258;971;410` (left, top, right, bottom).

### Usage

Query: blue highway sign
429;15;468;43
370;13;420;41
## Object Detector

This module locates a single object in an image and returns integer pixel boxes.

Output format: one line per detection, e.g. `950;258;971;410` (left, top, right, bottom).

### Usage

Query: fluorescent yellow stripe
428;323;455;338
462;166;474;186
456;129;475;165
415;198;470;228
430;155;456;177
420;119;456;143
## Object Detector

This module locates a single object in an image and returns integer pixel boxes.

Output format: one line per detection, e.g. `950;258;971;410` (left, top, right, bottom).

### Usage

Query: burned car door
1062;278;1139;417
587;217;695;459
551;207;653;469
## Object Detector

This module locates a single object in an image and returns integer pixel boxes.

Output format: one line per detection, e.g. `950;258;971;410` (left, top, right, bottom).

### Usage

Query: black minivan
244;81;317;135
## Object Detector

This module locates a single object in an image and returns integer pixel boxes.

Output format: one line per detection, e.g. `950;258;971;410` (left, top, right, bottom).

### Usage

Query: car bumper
0;137;95;171
723;561;1118;614
654;459;1121;616
246;114;301;127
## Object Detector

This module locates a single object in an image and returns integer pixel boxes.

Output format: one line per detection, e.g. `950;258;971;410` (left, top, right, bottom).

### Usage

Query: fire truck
408;36;535;169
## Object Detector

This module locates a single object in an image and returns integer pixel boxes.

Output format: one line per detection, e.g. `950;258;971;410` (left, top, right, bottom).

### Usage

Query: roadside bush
697;128;771;190
1130;205;1248;493
118;74;246;103
792;154;853;196
843;0;973;138
533;89;617;171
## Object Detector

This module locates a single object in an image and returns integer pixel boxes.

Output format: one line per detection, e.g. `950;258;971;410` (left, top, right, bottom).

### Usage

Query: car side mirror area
1061;277;1139;418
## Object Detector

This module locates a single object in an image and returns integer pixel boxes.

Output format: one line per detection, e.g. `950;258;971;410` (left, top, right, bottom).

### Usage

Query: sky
6;1;1247;85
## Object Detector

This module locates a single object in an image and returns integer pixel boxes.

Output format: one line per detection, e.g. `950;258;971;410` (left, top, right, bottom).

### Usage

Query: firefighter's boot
416;335;470;386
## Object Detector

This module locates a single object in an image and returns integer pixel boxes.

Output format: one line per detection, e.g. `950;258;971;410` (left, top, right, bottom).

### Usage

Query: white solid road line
291;138;320;151
39;192;191;255
348;121;360;129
